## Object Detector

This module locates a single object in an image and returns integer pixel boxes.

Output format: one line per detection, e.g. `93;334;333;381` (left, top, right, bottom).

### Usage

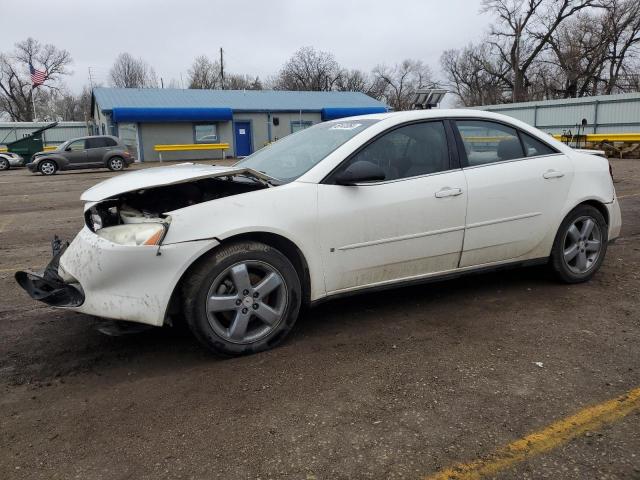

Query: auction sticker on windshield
330;123;362;130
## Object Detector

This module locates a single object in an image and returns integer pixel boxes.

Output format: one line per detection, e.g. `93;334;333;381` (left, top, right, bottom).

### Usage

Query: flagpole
31;85;37;121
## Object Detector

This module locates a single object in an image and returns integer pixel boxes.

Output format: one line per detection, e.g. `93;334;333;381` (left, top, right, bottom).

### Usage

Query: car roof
67;135;121;142
333;109;519;122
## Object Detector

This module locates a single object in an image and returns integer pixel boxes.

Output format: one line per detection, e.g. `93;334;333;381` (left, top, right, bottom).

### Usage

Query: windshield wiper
223;169;282;187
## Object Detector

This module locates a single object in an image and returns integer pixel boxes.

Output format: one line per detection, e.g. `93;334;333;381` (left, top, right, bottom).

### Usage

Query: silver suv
27;135;134;175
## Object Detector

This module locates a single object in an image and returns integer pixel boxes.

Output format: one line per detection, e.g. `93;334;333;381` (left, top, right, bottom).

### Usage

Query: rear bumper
9;157;25;167
607;197;622;241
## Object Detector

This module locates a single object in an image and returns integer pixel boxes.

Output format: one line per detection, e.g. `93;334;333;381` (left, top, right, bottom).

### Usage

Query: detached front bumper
16;228;219;327
15;238;84;308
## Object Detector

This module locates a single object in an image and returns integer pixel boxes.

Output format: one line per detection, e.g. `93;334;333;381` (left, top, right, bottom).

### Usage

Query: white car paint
51;109;620;327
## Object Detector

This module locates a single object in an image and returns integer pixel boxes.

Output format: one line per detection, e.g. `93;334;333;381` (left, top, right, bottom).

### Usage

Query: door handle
543;169;564;179
435;187;463;198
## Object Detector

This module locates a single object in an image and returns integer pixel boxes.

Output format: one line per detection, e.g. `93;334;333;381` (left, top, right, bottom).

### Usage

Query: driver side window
336;121;450;182
67;140;85;151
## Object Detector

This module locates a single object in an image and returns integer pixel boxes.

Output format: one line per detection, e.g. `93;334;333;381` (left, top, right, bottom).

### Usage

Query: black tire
550;204;608;283
183;241;302;357
107;156;125;171
39;160;57;176
0;157;9;171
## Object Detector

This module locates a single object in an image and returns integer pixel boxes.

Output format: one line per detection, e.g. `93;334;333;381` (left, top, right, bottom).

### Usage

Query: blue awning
112;107;233;123
321;107;388;121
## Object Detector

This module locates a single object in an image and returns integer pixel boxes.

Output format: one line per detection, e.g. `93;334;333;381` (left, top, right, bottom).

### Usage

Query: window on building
194;124;218;143
291;121;313;133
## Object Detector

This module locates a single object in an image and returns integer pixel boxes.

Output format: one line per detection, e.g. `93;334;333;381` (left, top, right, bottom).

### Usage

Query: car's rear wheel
108;157;124;171
183;241;302;356
0;158;9;171
39;160;57;176
550;205;608;283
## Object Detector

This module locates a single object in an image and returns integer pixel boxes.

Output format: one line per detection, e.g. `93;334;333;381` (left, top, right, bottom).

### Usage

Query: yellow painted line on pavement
424;386;640;480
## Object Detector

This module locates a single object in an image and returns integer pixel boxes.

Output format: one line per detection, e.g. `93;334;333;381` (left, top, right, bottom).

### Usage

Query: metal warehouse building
91;88;388;162
0;122;88;149
476;92;640;136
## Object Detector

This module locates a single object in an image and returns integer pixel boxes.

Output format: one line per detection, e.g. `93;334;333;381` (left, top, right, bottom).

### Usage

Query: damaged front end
15;236;84;307
13;164;278;325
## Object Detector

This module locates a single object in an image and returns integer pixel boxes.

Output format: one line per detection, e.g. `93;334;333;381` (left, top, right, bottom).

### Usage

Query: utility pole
88;66;95;90
220;47;225;89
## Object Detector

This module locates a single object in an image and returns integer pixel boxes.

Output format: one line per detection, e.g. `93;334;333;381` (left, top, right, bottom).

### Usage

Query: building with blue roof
91;88;388;161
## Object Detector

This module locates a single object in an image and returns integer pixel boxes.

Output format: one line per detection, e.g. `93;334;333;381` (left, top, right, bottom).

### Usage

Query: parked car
16;110;621;356
27;135;134;175
0;152;25;170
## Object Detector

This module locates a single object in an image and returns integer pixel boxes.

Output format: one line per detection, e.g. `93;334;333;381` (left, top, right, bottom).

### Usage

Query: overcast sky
5;0;489;92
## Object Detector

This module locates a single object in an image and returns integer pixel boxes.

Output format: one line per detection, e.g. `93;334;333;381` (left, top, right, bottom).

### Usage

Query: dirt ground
1;160;639;480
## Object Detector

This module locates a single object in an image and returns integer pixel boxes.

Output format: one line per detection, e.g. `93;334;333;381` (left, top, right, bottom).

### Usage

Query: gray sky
6;0;488;92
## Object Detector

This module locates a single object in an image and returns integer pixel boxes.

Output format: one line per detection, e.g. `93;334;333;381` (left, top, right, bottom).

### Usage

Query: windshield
235;119;379;182
55;140;70;151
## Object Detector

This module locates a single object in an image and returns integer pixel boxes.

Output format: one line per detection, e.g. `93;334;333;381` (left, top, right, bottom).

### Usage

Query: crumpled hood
81;163;274;201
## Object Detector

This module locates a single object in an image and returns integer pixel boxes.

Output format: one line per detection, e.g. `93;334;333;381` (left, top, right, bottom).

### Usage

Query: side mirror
65;147;72;151
334;160;386;186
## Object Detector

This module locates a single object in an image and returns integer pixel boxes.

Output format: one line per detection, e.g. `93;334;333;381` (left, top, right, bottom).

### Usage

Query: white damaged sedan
16;110;621;356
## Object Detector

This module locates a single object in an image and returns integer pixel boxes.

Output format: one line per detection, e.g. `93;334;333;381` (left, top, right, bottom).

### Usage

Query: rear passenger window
520;132;556;157
337;121;450;181
456;120;524;166
85;137;107;149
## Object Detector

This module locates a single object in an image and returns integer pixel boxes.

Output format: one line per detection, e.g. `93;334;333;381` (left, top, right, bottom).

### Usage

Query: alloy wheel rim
562;215;602;275
0;159;7;170
111;159;123;170
41;162;54;174
206;260;288;344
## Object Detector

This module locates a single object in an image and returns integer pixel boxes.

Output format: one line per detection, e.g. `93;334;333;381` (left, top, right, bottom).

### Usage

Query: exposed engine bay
85;177;266;232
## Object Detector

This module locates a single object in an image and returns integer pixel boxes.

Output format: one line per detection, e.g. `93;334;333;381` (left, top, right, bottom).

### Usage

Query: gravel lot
1;160;639;479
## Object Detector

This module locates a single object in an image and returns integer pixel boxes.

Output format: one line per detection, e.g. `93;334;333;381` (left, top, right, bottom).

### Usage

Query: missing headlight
85;202;120;232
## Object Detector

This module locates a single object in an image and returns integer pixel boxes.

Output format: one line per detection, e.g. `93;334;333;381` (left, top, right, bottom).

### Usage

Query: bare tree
600;0;640;93
0;38;72;121
545;12;609;98
109;53;158;88
372;60;436;110
187;55;222;89
273;47;342;91
224;73;263;90
335;69;371;93
482;0;595;102
441;45;510;106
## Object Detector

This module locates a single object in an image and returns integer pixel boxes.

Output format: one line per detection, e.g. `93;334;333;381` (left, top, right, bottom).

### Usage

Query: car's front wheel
107;157;125;171
0;158;9;171
39;160;57;176
183;241;302;356
550;204;608;283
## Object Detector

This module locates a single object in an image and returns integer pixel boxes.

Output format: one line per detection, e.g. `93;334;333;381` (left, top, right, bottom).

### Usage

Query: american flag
29;63;46;86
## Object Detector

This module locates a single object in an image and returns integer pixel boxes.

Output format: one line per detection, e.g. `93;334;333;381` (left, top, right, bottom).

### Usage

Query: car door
454;119;573;267
63;139;88;167
84;137;107;166
317;120;468;294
